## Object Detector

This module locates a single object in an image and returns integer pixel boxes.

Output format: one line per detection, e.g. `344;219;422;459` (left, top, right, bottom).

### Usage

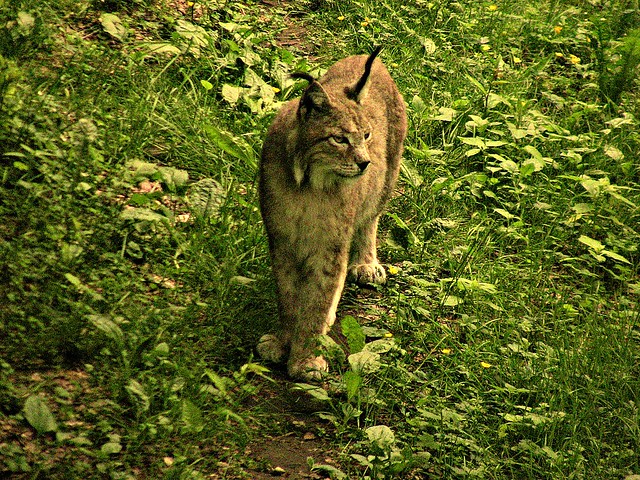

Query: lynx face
293;83;372;190
295;117;371;190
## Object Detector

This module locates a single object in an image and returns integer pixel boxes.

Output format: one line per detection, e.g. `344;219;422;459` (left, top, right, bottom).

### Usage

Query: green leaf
494;208;516;220
128;193;150;206
519;162;536;178
88;314;124;343
158;166;189;189
203;124;256;168
522;157;545;174
606;116;637;128
465;147;482;157
317;334;346;363
578;235;604;252
188;178;224;218
17;11;35;31
24;395;58;434
608;190;637;208
175;19;212;55
456;278;497;294
219;21;240;32
181;399;204;433
361;326;391;338
120;208;168;223
465;73;488;94
341;315;365;354
507;122;531;139
366;425;396;450
100;13;127;41
310;461;348;479
205;369;231;398
348;350;381;374
138;42;182;57
459;136;486;148
350;453;373;467
428;107;457;122
292;383;331;402
483;189;498;200
523;145;543;160
442;294;463;307
411;94;427;113
602;249;632;265
13;161;29;171
238;362;273;380
200;79;213;91
126;380;150;412
65;273;83;288
419;37;437;54
221;84;245;104
500;159;519;174
101;442;122;455
581;177;610;196
154;342;170;356
126;159;159;180
363;338;396;354
487;92;511;109
343;370;363;402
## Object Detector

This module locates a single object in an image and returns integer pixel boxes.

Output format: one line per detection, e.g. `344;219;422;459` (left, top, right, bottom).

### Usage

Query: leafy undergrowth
1;0;639;478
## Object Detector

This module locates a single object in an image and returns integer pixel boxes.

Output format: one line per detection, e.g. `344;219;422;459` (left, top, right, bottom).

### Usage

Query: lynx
258;47;407;380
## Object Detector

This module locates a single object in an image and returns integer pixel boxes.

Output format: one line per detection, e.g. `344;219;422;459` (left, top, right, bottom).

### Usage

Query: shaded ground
0;367;349;479
244;431;337;479
231;367;347;479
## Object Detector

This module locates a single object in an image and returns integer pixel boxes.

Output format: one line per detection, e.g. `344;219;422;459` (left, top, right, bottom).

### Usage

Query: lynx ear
292;73;333;118
346;46;382;103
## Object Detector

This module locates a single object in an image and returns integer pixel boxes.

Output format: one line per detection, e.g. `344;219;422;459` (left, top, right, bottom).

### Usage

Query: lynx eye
330;135;350;145
364;131;372;140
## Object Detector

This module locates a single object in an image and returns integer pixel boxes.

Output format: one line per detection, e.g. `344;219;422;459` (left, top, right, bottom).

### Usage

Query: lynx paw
288;355;328;382
348;262;386;286
257;334;286;363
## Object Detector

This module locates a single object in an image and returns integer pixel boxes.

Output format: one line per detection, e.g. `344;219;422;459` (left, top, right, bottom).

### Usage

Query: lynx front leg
287;253;348;381
260;244;348;381
348;215;386;286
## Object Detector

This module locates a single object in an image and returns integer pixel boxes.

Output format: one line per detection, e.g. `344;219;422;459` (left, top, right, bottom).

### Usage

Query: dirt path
235;372;347;479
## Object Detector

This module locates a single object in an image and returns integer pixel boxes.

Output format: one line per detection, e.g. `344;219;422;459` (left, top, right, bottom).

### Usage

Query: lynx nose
357;161;370;173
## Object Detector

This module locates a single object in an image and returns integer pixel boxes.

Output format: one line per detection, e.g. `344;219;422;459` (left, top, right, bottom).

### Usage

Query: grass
1;0;639;478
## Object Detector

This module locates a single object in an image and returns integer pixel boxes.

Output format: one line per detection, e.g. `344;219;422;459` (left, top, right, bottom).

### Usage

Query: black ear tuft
291;72;317;84
347;46;382;103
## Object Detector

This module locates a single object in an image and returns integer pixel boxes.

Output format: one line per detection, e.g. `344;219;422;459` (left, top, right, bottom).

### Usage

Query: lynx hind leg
348;216;387;286
257;334;287;364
